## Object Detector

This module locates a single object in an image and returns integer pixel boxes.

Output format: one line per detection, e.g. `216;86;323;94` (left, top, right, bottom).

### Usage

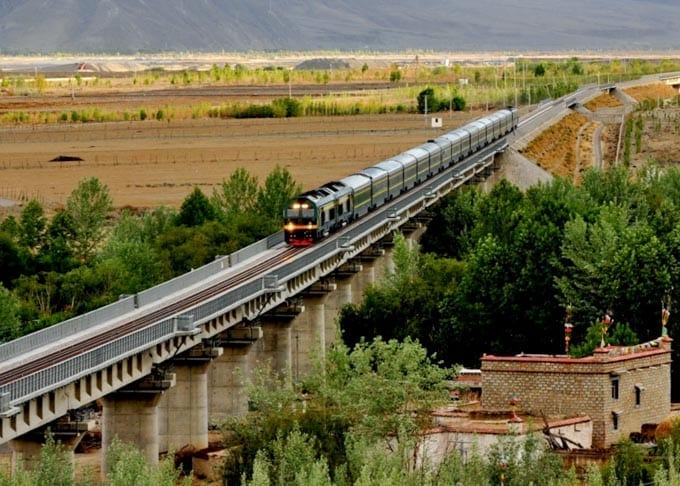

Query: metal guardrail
0;232;285;363
0;276;273;408
0;139;507;414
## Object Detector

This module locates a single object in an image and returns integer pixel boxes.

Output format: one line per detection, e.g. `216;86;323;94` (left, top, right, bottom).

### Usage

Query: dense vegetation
0;432;190;486
340;165;680;385
220;334;680;485
0;166;299;342
219;163;680;485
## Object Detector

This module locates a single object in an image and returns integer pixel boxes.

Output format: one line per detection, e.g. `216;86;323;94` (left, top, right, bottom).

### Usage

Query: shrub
235;104;275;119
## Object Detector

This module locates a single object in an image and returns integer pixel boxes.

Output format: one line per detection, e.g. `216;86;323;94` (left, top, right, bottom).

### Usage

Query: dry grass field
0;87;479;215
1;73;679;221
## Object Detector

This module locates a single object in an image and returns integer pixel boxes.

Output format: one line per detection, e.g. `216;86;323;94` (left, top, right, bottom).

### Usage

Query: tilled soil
0;105;479;214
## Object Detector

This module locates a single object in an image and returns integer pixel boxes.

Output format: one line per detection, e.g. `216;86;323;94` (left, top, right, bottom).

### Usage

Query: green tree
417;87;437;114
256;165;301;228
211;167;259;222
18;199;47;253
66;177;113;263
452;95;466;111
99;214;167;294
154;222;239;276
420;187;481;258
0;231;26;288
569;321;638;358
177;187;216;227
557;205;672;344
0;283;21;342
223;336;453;484
37;210;77;274
106;437;190;486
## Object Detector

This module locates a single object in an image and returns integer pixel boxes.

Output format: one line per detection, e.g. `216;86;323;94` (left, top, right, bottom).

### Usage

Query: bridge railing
0;274;276;408
0;141;507;412
0;232;285;363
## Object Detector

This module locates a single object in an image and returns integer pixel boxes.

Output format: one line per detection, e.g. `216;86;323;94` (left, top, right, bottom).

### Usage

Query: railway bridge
0;84;603;472
0;139;508;470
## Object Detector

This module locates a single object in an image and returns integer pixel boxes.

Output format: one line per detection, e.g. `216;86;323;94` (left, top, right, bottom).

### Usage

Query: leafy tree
212;167;259;223
420;187;481;258
389;68;402;82
533;63;546;77
154;221;239;276
176;187;216;227
0;231;26;288
470;179;524;245
99;211;168;292
33;430;73;486
569;321;639;358
106;437;190;486
223;336;453;484
608;438;655;485
65;177;113;262
36;210;77;274
139;206;178;243
0;215;20;239
451;95;466;111
256;165;301;228
0;283;21;342
18;199;47;253
556;206;672;344
417;87;437;114
272;97;302;117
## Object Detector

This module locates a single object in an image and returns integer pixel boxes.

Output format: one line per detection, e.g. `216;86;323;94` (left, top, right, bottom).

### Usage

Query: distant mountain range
1;0;679;54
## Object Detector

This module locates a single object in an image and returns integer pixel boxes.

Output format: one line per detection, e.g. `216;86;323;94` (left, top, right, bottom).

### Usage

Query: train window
346;200;351;212
330;208;336;220
321;212;326;225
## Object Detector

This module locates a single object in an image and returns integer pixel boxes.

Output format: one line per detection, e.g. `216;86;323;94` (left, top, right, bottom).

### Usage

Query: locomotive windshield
285;201;315;221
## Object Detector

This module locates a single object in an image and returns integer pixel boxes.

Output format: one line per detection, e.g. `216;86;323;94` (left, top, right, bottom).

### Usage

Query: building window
635;384;645;407
612;411;622;430
611;377;620;400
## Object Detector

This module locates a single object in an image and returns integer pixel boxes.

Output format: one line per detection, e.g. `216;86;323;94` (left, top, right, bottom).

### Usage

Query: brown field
0;90;479;215
584;93;623;111
624;83;678;101
2;77;679;221
520;112;591;179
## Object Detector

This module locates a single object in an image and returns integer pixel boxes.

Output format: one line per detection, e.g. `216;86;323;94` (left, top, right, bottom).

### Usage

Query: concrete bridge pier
327;260;364;347
293;282;335;380
207;326;262;421
259;320;294;380
101;371;176;471
9;419;91;472
159;346;222;454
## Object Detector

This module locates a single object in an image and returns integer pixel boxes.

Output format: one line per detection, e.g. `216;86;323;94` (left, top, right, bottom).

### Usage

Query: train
283;107;519;246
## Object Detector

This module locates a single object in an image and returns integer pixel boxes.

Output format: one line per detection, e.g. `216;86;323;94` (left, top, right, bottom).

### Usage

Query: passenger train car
284;107;518;246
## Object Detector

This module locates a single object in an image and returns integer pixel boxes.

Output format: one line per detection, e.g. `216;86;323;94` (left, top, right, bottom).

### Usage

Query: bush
235;104;275;119
417;87;437;114
272;97;302;117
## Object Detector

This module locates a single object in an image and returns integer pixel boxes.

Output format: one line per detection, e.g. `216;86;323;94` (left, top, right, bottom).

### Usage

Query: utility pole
513;59;518;107
424;95;428;126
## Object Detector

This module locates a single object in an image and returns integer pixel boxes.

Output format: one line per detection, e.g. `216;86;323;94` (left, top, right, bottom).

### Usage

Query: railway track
0;245;303;387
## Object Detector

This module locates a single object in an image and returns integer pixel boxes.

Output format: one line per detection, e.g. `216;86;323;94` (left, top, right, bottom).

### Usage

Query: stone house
480;337;672;448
